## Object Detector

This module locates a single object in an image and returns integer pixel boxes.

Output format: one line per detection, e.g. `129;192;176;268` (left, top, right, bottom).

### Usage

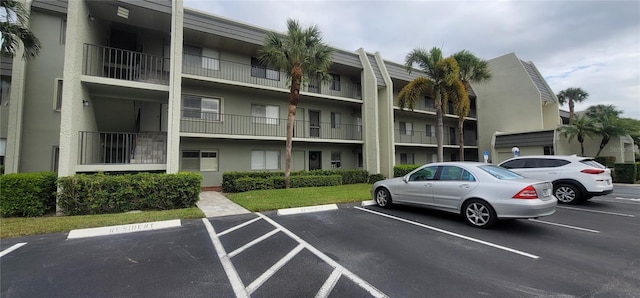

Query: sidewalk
196;191;251;218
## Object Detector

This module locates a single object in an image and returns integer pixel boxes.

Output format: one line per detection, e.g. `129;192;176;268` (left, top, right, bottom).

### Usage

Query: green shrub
57;172;201;215
223;169;368;192
272;175;342;189
0;172;58;217
235;177;273;192
637;164;640;183
394;164;420;177
612;163;637;184
368;174;386;183
594;156;616;168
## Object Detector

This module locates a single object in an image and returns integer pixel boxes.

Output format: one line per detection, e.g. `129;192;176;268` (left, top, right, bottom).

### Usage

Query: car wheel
463;199;497;228
554;183;582;204
374;187;392;208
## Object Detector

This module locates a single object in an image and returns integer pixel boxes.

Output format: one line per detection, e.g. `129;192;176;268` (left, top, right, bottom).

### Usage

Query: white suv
498;155;613;204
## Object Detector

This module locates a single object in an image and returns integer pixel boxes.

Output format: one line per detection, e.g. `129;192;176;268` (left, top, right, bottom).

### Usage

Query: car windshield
479;165;524;180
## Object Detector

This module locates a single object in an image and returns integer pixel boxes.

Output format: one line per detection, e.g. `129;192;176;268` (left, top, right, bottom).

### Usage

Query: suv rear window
501;158;569;169
580;159;606;169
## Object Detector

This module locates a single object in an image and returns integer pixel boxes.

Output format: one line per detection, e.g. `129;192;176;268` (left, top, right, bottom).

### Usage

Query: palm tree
1;0;41;59
557;87;589;125
557;114;596;156
585;104;627;156
398;47;467;162
259;19;334;188
452;50;492;160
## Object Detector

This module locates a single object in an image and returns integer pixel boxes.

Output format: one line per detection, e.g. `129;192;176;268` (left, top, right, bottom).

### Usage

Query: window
544;146;554;155
440;166;463;180
330;74;341;91
251;58;280;80
425;124;434;137
183;46;219;70
182;95;220;121
180;150;219;171
399;122;413;135
51;146;59;172
54;79;63;111
331;112;341;128
400;153;414;164
202;48;220;70
331;152;341;168
252;104;279;125
1;79;10;106
409;166;437;181
424;96;435;109
251;150;280;170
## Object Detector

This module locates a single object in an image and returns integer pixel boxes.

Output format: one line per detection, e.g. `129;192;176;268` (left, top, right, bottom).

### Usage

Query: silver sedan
371;162;557;228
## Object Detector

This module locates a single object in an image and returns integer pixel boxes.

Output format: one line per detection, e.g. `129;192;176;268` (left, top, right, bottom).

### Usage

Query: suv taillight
513;185;538;199
581;169;605;174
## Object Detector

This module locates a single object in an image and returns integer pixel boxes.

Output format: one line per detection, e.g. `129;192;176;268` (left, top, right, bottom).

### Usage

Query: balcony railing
182;54;362;99
395;129;477;146
180;112;362;141
83;44;169;85
79;131;167;165
396;101;477;118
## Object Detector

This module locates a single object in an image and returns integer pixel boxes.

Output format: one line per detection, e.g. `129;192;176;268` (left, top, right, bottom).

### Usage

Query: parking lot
2;186;639;297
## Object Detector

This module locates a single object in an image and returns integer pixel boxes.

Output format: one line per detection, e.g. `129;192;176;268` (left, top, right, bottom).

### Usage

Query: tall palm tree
585;104;627;156
557;87;589;125
1;0;41;59
557;114;596;156
259;19;334;188
452;50;491;160
398;47;467;162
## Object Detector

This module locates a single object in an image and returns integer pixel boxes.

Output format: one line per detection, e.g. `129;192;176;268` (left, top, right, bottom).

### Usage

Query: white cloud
184;0;640;119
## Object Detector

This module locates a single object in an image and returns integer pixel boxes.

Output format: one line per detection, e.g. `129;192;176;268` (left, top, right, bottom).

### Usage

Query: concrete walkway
196;191;251;218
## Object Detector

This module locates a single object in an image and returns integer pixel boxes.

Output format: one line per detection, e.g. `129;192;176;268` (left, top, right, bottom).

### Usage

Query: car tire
374;187;392;208
554;183;582;204
462;199;497;228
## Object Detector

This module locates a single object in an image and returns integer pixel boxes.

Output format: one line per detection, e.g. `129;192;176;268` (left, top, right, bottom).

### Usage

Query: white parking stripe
355;207;540;259
528;219;600;233
557;206;636;217
316;268;343;298
201;219;248;298
217;217;262;237
246;244;304;295
257;213;389;298
228;229;279;258
0;243;27;258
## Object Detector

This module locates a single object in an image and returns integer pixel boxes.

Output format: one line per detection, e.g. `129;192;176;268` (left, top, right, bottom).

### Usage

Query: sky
183;0;640;120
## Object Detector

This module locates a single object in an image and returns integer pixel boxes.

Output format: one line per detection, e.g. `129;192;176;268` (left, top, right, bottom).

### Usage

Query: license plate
606;179;611;185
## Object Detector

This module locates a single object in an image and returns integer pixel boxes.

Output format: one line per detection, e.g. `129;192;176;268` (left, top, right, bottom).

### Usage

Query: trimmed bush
368;174;386;183
0;172;58;217
57;172;202;215
612;163;637;184
223;169;369;192
235;177;273;193
594;156;616;168
272;175;342;189
394;164;420;177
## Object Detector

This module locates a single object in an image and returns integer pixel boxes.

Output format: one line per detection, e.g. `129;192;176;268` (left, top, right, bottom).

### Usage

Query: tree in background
557;114;597;157
398;47;467;162
1;0;41;59
259;19;334;188
452;50;491;161
586;104;627;156
557;87;589;125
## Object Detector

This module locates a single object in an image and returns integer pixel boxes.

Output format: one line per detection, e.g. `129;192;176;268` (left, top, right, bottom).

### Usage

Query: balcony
83;44;169;85
395;129;477;146
182;54;362;100
180;112;362;141
78;131;167;165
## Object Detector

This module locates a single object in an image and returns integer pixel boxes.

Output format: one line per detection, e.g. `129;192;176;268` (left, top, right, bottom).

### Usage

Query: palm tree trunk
569;100;575;125
285;66;303;189
435;90;444;162
458;119;464;161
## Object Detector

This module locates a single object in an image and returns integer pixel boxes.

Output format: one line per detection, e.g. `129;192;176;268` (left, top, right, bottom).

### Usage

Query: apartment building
3;0;629;187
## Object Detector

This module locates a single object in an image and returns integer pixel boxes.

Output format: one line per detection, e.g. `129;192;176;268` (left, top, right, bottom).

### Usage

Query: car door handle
425;183;432;187
459;184;469;188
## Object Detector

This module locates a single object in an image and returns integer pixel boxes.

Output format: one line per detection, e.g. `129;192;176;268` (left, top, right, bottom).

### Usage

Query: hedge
0;172;58;217
223;169;369;193
613;163;637;184
594;156;616;168
57;172;202;215
394;164;420;177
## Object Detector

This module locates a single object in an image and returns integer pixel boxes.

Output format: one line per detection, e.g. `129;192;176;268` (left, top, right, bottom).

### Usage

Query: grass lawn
227;183;373;212
1;183;374;239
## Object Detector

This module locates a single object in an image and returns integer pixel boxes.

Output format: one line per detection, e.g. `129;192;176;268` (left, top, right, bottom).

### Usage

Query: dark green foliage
612;163;637;184
594;156;616;168
394;165;420;177
223;169;369;192
0;172;57;217
272;175;342;189
57;172;202;215
235;177;274;193
368;174;386;183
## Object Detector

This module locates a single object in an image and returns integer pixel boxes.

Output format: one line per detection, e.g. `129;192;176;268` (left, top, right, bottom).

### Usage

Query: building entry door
309;151;322;170
309;110;320;138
